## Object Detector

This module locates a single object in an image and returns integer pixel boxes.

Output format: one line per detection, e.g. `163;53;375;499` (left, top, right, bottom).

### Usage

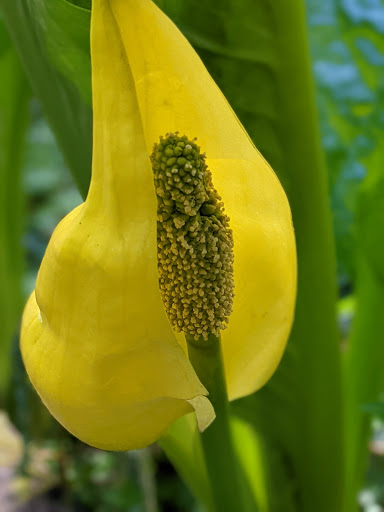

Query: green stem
343;253;384;512
186;334;251;512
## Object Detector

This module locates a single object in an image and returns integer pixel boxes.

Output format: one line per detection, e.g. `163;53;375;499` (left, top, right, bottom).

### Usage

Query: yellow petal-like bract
20;0;296;450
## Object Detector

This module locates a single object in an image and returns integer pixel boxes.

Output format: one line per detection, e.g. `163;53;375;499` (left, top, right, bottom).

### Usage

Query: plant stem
343;252;384;512
186;333;251;512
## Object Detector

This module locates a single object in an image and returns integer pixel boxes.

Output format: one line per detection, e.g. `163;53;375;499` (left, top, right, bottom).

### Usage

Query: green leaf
231;417;269;512
159;414;214;512
67;0;92;10
306;1;384;287
0;21;30;404
29;0;92;104
358;173;384;284
0;0;92;198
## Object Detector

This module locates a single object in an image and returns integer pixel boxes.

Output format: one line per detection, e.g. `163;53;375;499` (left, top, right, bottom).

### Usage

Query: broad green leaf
0;0;92;198
27;0;92;104
0;22;29;404
157;2;343;511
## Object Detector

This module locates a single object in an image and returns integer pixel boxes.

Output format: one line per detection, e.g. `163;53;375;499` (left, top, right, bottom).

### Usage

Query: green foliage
159;415;213;511
28;0;91;104
65;447;142;511
307;2;384;510
0;0;92;197
67;0;92;10
358;173;384;284
362;403;384;422
0;21;29;404
307;0;384;287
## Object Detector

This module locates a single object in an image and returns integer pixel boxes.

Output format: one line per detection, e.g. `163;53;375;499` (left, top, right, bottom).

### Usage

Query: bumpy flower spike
153;133;234;340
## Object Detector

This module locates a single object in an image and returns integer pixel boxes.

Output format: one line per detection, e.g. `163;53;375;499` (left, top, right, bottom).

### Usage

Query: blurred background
1;0;384;511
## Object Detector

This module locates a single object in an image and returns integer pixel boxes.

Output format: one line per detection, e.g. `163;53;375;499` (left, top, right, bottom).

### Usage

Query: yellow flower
20;0;296;451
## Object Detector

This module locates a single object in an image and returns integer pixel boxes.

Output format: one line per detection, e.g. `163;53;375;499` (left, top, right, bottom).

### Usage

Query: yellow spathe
20;0;296;450
109;0;297;399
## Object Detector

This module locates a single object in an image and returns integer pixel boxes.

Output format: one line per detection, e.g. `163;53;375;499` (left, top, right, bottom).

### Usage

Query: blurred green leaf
0;0;92;197
0;20;29;404
159;414;213;512
231;417;270;512
306;0;375;285
27;0;92;104
358;173;384;284
317;2;384;509
361;402;384;422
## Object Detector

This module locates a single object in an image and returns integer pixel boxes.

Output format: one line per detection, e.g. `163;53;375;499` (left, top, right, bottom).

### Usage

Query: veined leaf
0;0;92;198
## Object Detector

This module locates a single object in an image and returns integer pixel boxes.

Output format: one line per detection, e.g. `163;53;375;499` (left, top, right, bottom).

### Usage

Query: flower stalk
186;334;252;512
